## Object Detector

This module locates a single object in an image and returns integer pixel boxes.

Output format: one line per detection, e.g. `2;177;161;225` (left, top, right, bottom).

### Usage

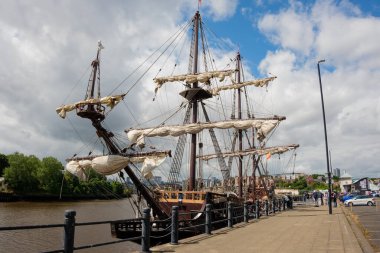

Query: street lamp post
317;60;332;215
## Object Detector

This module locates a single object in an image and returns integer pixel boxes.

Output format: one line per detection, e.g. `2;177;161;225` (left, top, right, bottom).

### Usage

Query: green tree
61;172;80;194
0;153;9;176
36;157;64;194
4;153;40;192
111;181;124;195
290;177;307;189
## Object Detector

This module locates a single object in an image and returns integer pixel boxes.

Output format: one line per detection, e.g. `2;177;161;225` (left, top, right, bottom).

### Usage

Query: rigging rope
108;20;192;96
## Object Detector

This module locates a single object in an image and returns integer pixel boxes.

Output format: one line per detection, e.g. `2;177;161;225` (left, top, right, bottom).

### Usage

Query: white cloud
1;0;379;180
202;0;239;21
256;0;380;177
258;3;315;55
312;2;380;69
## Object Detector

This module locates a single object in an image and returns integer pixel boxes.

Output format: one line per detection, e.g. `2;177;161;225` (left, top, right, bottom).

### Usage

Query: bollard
171;206;179;245
265;200;269;216
290;197;293;209
244;202;248;223
205;204;212;234
141;208;151;253
64;210;76;253
255;200;260;219
273;199;276;214
228;202;233;228
278;199;281;212
283;198;286;210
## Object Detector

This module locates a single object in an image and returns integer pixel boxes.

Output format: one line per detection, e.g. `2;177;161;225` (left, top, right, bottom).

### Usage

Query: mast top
77;41;106;121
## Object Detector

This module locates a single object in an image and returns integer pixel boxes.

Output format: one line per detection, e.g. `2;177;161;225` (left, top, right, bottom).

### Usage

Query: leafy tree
291;177;307;189
311;181;328;190
3;152;127;197
4;153;40;192
0;153;9;176
111;181;124;195
36;157;64;194
61;172;80;194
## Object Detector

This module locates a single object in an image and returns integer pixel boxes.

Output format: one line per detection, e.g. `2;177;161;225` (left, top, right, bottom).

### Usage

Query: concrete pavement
150;205;366;253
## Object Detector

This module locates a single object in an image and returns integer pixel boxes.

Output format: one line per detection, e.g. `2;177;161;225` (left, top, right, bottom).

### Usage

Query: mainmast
189;11;200;191
236;53;243;198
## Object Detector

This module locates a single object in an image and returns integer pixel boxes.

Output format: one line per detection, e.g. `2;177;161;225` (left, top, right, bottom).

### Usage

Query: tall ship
56;9;298;239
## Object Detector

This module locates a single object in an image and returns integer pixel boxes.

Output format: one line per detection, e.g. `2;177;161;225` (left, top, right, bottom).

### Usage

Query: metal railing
0;197;294;252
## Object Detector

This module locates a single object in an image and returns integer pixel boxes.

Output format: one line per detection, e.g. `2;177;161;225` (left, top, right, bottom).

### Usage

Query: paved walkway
150;205;366;253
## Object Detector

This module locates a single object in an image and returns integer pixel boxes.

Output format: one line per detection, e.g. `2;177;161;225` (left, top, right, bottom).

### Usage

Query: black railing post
283;198;286;210
273;199;276;214
64;210;76;253
255;200;260;219
141;208;151;253
265;200;269;216
290;196;294;209
205;203;212;234
171;206;179;245
228;202;233;228
244;202;248;223
278;199;282;212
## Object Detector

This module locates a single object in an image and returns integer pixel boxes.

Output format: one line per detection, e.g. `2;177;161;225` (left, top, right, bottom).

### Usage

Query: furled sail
65;153;167;180
209;76;277;96
197;144;299;161
126;117;285;148
153;69;236;93
56;94;125;119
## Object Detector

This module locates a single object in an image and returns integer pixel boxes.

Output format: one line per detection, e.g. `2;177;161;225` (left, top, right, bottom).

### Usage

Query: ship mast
76;43;166;219
189;11;200;191
236;53;243;198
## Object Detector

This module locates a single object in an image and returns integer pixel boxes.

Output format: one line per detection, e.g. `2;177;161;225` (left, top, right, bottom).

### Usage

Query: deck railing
0;197;294;252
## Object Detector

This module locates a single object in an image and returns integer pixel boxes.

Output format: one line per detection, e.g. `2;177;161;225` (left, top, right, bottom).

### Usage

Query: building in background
153;176;162;185
351;177;370;194
273;172;305;181
339;171;352;193
333;168;341;177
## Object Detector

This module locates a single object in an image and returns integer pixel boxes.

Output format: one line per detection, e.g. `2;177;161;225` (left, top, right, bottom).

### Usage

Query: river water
0;199;142;253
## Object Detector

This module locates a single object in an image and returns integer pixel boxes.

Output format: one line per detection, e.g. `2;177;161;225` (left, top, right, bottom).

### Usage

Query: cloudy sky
1;0;379;179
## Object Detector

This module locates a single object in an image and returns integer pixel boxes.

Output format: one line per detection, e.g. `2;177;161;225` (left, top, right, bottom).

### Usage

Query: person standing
316;190;322;206
313;190;319;207
320;191;324;206
332;191;337;207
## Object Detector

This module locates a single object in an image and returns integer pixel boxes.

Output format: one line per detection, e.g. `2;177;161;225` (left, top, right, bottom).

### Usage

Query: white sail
56;94;125;119
141;156;166;180
198;145;299;161
66;160;92;181
153;69;236;93
209;76;277;96
126;117;285;148
65;154;167;180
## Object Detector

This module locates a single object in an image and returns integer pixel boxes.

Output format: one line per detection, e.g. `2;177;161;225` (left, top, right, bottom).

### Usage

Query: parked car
342;193;359;202
371;192;380;197
344;195;376;206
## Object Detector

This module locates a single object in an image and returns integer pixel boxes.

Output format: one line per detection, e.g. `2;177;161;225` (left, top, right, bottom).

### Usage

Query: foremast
58;42;167;219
